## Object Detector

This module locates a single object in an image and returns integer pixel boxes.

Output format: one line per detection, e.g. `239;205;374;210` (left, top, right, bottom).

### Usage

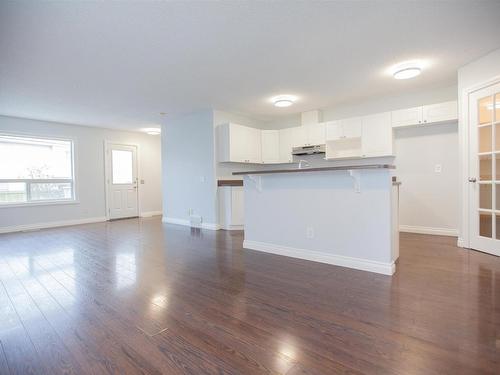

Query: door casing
460;75;500;250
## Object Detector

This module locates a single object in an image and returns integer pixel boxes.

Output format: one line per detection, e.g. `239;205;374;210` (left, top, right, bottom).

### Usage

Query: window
0;134;75;205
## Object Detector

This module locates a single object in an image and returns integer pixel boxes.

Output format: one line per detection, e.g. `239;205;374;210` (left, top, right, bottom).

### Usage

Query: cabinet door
325;121;342;141
292;126;308;147
231;186;244;226
279;127;294;163
361;112;393;157
341;117;363;138
422;101;457;124
307;123;326;145
261;130;280;163
391;107;423;128
229;123;248;162
246;127;262;163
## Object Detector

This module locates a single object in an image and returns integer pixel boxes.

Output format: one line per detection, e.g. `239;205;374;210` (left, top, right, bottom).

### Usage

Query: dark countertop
233;164;395;176
218;179;244;187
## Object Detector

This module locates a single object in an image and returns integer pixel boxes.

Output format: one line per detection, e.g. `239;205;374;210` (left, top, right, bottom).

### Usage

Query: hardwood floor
0;217;499;374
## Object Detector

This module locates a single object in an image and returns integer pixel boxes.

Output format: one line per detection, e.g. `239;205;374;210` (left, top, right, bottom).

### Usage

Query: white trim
162;217;221;230
0;216;107;234
457;237;465;248
243;240;395;275
221;224;244;231
0;199;80;209
140;211;162;218
459;75;500;249
399;225;458;237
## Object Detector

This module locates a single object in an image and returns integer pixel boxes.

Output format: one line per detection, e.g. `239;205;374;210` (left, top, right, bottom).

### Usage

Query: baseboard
140;211;163;218
221;224;244;231
457;237;465;248
399;225;458;237
0;216;107;234
243;240;395;276
162;217;221;230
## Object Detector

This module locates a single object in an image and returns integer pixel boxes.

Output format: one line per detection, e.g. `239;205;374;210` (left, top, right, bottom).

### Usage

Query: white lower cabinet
218;185;244;230
361;112;393;157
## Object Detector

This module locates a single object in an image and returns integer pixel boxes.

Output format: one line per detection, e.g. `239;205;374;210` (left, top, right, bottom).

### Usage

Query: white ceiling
1;1;500;131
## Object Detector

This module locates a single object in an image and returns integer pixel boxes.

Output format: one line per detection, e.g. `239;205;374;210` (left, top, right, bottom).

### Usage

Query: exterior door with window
469;81;500;255
107;144;138;219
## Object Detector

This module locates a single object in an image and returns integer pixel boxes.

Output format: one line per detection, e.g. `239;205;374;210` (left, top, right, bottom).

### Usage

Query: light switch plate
435;164;442;173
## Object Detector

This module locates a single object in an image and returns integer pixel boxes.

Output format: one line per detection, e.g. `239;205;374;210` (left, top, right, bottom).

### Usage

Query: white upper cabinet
391;106;423;128
422;101;458;124
326;118;362;140
361;112;393;157
391;101;457;128
279;127;294;163
292;124;325;147
307;123;326;145
261;130;280;164
217;123;262;164
292;126;308;147
325;121;342;140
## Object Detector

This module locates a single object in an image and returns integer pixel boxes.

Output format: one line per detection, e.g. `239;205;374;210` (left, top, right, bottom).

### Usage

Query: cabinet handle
468;177;477;183
424;120;427;123
418;121;422;124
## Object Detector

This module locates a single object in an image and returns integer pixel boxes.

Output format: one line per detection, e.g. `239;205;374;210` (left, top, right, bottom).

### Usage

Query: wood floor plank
0;217;499;374
0;259;84;375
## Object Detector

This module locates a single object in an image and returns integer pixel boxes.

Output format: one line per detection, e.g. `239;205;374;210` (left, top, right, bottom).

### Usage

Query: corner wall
162;109;218;226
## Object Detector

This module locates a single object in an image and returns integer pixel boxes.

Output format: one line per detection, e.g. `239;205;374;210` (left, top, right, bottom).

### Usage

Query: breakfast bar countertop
233;164;395;176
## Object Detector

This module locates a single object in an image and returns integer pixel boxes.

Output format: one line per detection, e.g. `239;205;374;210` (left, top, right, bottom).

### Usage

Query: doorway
468;80;500;255
105;142;139;219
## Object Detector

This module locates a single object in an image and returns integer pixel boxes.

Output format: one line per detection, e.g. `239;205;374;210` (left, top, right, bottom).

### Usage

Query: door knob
468;177;477;183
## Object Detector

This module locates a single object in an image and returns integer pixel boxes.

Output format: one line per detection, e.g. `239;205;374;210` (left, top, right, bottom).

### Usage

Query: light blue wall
162;109;217;224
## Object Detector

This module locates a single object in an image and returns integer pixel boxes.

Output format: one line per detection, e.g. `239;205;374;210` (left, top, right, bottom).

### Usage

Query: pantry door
469;81;500;255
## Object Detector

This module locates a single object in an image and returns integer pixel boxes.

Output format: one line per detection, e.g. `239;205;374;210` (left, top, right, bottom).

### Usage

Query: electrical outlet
306;227;314;239
435;164;442;173
188;208;194;215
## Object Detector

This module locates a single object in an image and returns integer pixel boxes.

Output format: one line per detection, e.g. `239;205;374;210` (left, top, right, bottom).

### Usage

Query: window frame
0;132;78;208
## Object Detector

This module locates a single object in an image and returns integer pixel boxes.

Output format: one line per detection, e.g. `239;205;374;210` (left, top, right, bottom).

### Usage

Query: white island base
236;165;399;275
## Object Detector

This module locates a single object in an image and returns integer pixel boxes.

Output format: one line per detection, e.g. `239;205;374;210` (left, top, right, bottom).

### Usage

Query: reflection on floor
0;217;499;374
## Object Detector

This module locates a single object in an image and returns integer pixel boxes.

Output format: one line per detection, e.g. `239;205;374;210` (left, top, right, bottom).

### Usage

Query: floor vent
189;215;202;228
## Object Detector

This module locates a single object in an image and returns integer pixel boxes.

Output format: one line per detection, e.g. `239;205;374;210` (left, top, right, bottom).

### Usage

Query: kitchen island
233;164;399;275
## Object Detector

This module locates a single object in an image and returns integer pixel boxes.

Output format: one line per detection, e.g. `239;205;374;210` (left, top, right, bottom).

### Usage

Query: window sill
0;200;80;209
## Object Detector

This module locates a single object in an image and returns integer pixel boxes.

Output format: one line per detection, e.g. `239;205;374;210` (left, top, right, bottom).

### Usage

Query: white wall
162;110;218;225
458;48;500;245
0;115;162;231
394;123;458;233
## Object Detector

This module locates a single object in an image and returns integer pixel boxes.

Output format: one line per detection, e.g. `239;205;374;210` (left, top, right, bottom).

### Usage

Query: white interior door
469;81;500;255
106;143;138;219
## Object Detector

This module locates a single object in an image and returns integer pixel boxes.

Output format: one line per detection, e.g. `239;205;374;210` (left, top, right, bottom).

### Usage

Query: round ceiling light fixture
144;127;161;135
393;66;421;80
387;60;429;80
272;95;297;108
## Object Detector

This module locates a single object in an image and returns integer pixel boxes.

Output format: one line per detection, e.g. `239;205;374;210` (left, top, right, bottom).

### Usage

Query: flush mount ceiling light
393;67;421;80
387;60;429;80
272;95;297;108
144;127;161;135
